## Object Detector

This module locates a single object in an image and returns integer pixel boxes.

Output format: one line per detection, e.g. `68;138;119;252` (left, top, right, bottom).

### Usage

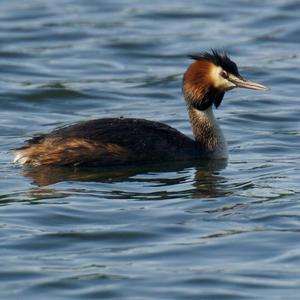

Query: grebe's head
183;49;269;111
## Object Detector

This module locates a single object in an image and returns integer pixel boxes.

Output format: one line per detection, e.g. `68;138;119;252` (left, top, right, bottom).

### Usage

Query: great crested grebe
14;50;269;167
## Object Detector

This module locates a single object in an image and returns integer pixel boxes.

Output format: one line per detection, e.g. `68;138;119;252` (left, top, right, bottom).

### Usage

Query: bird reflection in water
21;159;229;199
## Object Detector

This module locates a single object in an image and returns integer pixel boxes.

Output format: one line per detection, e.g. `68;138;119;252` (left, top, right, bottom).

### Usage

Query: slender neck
182;70;228;158
188;105;228;159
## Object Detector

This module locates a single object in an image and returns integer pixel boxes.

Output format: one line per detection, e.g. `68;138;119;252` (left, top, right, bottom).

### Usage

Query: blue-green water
1;1;300;299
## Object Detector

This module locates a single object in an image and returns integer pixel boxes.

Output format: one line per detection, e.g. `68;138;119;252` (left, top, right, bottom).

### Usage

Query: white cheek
221;78;236;90
210;66;235;91
225;80;236;90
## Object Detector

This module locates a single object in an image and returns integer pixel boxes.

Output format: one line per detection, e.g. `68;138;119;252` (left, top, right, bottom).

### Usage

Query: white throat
188;106;228;159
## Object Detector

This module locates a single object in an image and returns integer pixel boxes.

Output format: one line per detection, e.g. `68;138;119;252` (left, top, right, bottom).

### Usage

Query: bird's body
13;50;268;167
14;118;200;166
13;110;225;166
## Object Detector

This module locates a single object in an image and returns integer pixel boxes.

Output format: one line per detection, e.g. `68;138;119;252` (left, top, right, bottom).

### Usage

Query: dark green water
1;0;300;299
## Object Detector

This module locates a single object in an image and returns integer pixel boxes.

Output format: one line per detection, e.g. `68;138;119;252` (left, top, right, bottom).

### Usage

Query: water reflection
22;159;229;198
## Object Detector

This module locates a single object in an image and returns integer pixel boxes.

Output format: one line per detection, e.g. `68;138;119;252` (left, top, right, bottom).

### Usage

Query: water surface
1;0;300;299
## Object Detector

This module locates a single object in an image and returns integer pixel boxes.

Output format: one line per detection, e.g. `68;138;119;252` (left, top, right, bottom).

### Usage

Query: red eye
220;70;228;79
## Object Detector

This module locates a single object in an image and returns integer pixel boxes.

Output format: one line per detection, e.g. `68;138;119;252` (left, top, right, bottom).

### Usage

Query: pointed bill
229;75;270;91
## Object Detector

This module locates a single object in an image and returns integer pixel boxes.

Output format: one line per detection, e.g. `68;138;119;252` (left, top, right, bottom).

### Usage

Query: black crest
189;49;240;77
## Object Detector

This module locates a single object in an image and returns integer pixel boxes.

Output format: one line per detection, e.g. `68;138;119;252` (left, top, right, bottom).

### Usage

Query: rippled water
1;0;300;299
